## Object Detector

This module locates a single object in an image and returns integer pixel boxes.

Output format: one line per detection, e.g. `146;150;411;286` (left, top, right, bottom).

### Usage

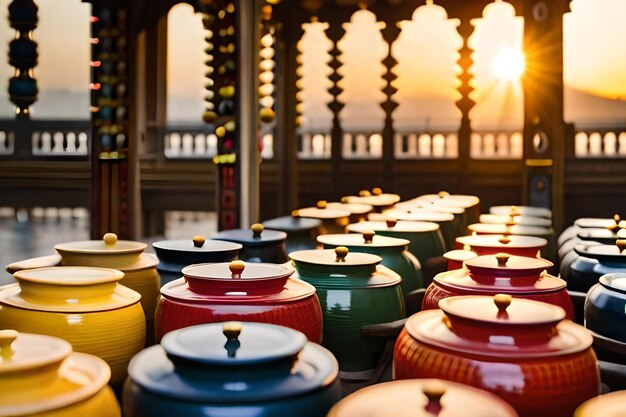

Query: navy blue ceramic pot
213;224;288;263
585;273;626;343
123;322;341;417
152;236;241;286
570;243;626;293
263;214;321;253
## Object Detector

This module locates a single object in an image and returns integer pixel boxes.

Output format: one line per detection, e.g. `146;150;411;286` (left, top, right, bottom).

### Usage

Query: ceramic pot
456;234;547;258
123;322;341;417
489;205;552;219
290;247;405;377
557;215;619;247
574;390;626;416
381;209;456;251
0;267;145;386
394;294;600;417
152;235;241;286
585;273;626;343
412;192;480;225
559;227;618;282
155;260;323;343
263;213;321;252
342;188;400;213
317;230;423;295
479;214;552;228
422;253;574;319
327;379;518;417
296;201;351;234
569;241;626;293
6;233;160;346
0;330;120;417
346;219;446;285
467;223;556;261
213;223;288;263
443;249;477;270
326;202;373;223
391;201;467;237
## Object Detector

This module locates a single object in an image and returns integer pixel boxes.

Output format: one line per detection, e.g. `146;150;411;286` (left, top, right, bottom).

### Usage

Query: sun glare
493;47;525;81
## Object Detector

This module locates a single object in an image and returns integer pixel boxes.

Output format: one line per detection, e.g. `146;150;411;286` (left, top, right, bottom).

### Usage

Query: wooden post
455;18;476;181
520;0;569;232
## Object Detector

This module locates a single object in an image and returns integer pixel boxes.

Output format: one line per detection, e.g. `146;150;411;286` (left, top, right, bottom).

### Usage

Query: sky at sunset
0;0;624;128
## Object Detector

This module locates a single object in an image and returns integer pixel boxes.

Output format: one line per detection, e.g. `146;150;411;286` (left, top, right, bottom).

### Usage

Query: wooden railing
573;128;626;158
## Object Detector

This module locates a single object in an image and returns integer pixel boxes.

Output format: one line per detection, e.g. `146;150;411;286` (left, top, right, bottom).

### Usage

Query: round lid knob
103;232;117;246
509;206;519;215
497;235;512;244
423;382;446;415
371;187;382;196
291;210;300;218
341;196;349;203
335;246;349;262
385;218;397;228
0;330;17;360
616;239;626;254
495;253;510;267
615;214;621;223
494;293;512;315
363;230;375;244
229;260;246;278
359;190;372;197
437;191;450;198
251;223;264;238
223;321;242;340
192;235;206;248
608;214;621;231
316;200;327;209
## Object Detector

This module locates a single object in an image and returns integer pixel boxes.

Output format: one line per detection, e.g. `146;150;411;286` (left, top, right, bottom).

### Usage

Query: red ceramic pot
422;253;574;319
456;234;547;258
394;294;600;417
154;261;323;343
443;249;477;270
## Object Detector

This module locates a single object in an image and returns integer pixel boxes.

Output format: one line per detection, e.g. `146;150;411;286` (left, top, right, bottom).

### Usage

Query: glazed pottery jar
413;192;481;224
558;215;619;247
290;247;405;377
391;200;466;235
575;390;626;416
0;267;146;386
327;379;518;417
155;260;323;343
570;240;626;293
394;294;600;417
559;229;616;282
585;273;626;343
295;201;351;234
456;234;548;258
213;223;288;263
342;188;400;212
317;231;423;295
346;219;446;283
467;223;555;261
6;233;160;346
422;253;574;319
0;330;121;417
490;205;552;219
263;212;321;252
381;210;456;250
152;235;241;286
123;322;342;417
326;202;373;222
443;249;477;270
479;214;552;227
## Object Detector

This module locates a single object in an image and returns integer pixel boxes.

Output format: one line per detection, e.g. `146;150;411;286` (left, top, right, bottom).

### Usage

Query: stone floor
0;211;217;285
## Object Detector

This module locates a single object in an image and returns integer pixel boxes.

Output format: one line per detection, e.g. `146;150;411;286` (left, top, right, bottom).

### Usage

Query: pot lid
457;234;547;250
177;261;297;297
489;205;552;219
263;214;321;231
479;214;552;227
128;322;338;402
404;204;465;215
317;231;410;249
346;219;440;233
296;201;351;219
468;223;552;237
435;255;564;294
55;232;146;255
406;294;591;358
577;228;618;244
342;188;401;207
327;379;518;417
213;224;287;246
0;331;112;416
0;329;71;374
326;202;373;215
382;210;454;223
162;321;306;366
443;249;478;263
153;236;242;253
574;215;620;230
575;390;626;417
599;273;626;294
2;266;140;312
575;239;626;263
415;192;480;208
290;246;381;267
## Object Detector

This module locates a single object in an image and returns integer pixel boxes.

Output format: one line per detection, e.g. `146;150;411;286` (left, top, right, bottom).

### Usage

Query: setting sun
493;47;525;81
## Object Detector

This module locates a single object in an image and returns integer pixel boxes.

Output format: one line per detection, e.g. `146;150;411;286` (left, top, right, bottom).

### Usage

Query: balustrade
574;129;626;158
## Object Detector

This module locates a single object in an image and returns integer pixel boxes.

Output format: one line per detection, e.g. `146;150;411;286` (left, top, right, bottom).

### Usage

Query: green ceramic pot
317;231;423;294
382;209;456;251
289;247;405;378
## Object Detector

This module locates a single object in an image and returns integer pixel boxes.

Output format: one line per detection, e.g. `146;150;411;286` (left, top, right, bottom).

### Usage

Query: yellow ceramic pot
0;329;121;417
0;267;146;386
6;233;160;345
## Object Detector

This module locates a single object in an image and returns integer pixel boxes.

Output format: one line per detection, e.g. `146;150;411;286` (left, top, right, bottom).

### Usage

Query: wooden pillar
89;2;139;239
520;0;569;232
455;18;476;179
143;14;167;159
380;21;401;191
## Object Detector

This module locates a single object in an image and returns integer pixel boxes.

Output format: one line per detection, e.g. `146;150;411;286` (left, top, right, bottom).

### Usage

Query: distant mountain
565;87;626;128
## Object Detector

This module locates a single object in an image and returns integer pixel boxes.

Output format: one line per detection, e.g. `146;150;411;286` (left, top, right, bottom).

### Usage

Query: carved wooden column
380;22;401;190
89;3;137;238
520;0;569;232
455;18;476;175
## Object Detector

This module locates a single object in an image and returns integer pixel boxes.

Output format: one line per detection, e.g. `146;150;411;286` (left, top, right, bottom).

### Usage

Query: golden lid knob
371;187;382;196
251;223;264;237
229;260;246;278
291;210;300;218
103;233;118;246
363;230;375;244
335;246;349;262
192;235;206;248
316;200;327;209
222;322;242;340
0;329;17;360
495;253;510;267
494;294;512;314
359;190;372;197
385;219;398;228
437;191;450;198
